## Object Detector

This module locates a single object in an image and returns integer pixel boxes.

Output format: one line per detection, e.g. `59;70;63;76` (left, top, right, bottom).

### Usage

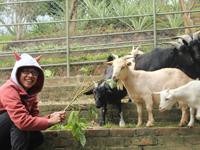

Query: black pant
0;112;44;150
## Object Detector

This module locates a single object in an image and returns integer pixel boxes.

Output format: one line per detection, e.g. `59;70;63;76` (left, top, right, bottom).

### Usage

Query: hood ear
13;52;21;61
35;55;42;62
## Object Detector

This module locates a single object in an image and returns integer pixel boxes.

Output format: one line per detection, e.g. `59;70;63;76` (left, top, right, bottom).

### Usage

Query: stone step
36;127;200;150
0;76;100;103
38;85;91;102
39;102;183;125
0;76;102;86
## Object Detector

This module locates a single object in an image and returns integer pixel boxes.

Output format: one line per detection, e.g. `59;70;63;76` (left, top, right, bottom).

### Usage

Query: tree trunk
179;0;195;34
70;0;78;34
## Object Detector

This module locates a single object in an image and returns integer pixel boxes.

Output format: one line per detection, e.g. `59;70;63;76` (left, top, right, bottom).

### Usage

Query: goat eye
121;66;125;70
165;98;169;101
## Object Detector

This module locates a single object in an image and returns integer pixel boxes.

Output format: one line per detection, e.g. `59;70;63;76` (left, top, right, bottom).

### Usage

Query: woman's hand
48;111;65;126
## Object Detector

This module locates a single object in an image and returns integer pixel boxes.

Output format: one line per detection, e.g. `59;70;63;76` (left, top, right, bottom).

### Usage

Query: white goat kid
157;80;200;128
110;57;192;127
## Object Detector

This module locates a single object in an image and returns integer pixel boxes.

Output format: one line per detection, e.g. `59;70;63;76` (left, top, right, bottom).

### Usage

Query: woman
0;53;65;150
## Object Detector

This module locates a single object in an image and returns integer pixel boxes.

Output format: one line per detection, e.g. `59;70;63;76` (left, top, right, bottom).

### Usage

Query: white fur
111;57;192;127
158;80;200;128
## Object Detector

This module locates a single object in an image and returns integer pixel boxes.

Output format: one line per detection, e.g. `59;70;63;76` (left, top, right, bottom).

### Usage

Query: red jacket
0;79;49;131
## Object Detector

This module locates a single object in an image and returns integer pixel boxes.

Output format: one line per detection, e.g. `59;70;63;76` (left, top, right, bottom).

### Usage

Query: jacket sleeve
30;97;40;117
1;86;49;131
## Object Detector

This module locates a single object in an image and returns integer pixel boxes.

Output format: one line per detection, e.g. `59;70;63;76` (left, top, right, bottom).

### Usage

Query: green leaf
66;111;88;147
79;133;87;146
105;79;117;89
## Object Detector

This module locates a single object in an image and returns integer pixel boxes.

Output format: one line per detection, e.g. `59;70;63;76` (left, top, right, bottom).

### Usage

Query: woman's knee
29;131;44;148
0;112;12;127
0;112;13;142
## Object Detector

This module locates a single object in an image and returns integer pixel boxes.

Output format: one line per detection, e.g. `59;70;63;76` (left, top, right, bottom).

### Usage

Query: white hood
11;53;44;95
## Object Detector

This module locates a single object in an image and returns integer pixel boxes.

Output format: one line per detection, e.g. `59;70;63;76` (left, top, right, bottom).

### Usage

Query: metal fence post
65;0;70;77
153;0;157;48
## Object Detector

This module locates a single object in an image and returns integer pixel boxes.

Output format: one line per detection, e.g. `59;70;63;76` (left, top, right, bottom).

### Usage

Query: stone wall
36;127;200;150
37;102;200;150
39;103;182;125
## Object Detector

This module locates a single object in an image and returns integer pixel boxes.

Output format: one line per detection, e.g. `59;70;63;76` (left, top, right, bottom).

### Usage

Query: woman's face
19;67;39;90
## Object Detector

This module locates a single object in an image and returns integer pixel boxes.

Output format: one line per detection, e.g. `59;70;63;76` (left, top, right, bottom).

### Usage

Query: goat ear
83;89;94;95
193;31;200;40
13;52;21;61
106;61;113;65
126;61;132;66
35;55;42;62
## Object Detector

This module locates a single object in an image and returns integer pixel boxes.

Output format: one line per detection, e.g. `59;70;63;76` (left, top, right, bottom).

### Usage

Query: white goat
109;57;192;127
156;80;200;128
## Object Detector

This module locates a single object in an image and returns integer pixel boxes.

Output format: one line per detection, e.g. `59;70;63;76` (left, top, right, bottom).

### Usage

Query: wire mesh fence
0;0;200;76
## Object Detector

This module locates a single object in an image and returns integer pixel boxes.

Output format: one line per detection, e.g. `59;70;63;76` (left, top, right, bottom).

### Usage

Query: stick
63;81;96;112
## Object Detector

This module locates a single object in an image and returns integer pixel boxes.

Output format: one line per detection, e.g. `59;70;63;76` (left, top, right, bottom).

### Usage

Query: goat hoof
146;122;154;127
179;121;188;127
119;121;125;127
136;123;142;128
178;123;186;127
187;123;194;128
187;125;194;128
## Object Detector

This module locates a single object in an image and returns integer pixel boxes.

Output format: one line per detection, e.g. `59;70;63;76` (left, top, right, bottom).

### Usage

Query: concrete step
0;76;100;103
0;75;102;86
39;102;183;126
43;76;102;86
36;127;200;150
38;85;93;102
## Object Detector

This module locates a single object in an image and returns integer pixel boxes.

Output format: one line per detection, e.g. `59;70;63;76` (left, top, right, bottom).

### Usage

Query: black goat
84;55;128;126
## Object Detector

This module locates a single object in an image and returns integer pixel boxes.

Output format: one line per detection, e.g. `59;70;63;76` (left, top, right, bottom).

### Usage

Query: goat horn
131;45;143;56
111;54;118;59
193;31;200;40
175;34;192;43
106;61;113;65
93;81;98;87
131;45;138;55
131;45;135;51
177;38;184;45
165;41;182;49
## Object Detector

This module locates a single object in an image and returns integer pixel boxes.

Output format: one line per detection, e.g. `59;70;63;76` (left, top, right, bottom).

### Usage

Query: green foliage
64;111;88;147
81;0;112;18
87;105;98;121
79;0;113;29
157;0;183;28
111;0;153;30
44;69;54;78
105;79;117;89
45;0;64;17
0;58;14;68
0;35;14;42
48;111;88;147
80;66;93;75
